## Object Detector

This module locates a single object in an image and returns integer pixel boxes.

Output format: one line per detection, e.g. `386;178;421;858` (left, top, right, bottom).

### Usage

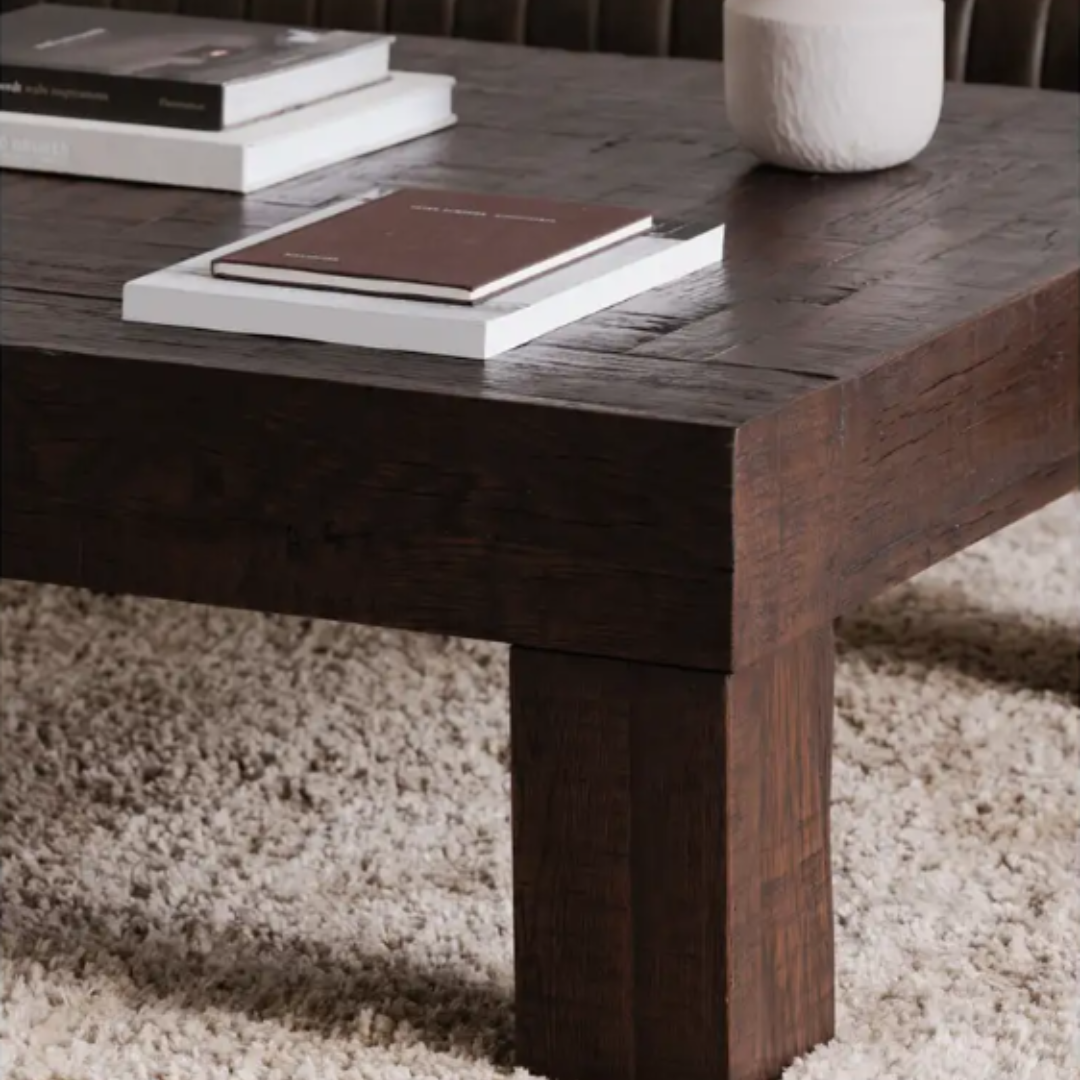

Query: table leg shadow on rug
1;495;1077;1080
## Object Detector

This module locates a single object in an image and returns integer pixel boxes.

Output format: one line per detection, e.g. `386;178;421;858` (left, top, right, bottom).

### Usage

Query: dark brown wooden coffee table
3;36;1077;1080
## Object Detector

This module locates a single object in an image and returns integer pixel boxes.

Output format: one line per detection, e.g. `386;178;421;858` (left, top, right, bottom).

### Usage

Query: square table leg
510;626;836;1080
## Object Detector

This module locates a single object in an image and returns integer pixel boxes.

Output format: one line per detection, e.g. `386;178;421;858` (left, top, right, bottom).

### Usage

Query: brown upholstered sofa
3;0;1077;92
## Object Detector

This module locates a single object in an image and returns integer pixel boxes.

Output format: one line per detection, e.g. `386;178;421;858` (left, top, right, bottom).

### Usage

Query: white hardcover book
0;72;455;193
123;191;726;360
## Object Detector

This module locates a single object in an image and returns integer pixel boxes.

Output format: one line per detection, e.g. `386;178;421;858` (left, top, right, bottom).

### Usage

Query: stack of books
0;3;456;192
123;186;727;359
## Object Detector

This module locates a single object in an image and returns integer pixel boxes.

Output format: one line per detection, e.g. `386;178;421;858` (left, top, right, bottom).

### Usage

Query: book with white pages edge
0;3;395;130
122;189;726;360
0;72;455;193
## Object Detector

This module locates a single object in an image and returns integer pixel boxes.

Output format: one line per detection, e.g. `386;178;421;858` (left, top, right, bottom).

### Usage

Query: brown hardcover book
210;187;654;304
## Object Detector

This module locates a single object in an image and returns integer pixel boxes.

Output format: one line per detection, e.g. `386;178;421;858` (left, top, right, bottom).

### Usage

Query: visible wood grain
1;338;741;667
2;36;1077;675
2;31;1078;1080
730;271;1079;666
0;290;820;424
511;650;639;1078
511;626;835;1080
723;627;835;1080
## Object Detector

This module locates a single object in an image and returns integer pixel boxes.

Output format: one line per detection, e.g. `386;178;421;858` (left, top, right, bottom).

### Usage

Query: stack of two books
0;3;455;192
124;186;727;359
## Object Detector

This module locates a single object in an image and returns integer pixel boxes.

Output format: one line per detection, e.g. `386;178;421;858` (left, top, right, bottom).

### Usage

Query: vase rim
726;0;943;25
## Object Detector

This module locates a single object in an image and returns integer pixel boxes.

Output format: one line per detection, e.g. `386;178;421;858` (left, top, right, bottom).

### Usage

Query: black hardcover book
0;3;392;131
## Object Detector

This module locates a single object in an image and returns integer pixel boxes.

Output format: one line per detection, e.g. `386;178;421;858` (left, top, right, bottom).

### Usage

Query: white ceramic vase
723;0;945;173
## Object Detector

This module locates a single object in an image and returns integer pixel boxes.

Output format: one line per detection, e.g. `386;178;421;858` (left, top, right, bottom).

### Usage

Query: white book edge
0;72;456;193
223;36;394;127
123;197;726;360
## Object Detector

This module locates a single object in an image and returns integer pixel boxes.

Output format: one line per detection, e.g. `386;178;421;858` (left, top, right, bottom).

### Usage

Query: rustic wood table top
5;38;1076;672
2;39;1078;1080
3;37;1077;672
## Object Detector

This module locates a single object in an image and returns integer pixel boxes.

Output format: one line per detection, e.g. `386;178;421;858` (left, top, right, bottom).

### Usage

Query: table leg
510;626;835;1080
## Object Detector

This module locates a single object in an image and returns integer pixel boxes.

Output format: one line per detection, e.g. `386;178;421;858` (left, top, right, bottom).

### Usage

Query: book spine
0;65;225;131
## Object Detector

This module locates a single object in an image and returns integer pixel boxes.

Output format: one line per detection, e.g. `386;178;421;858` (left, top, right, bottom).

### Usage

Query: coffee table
3;36;1077;1080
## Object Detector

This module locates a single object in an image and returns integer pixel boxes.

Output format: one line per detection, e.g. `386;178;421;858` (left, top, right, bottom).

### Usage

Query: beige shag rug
2;496;1078;1080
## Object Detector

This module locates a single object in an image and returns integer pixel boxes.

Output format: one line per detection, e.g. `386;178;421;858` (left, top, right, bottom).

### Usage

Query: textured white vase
724;0;945;173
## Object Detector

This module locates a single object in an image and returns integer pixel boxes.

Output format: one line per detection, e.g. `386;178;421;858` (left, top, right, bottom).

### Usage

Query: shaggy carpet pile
2;496;1077;1080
